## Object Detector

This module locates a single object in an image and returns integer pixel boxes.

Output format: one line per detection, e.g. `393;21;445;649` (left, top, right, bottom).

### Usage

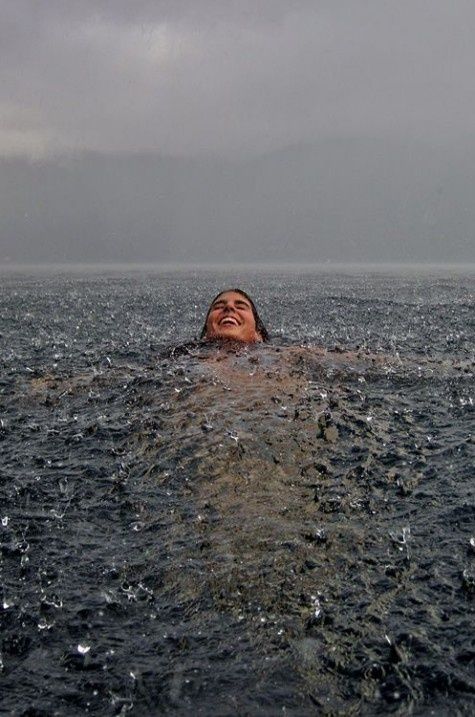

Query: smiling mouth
219;317;239;327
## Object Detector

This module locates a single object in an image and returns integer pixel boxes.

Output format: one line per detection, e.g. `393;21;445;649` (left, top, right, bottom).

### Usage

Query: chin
205;325;261;343
217;332;245;341
225;334;260;344
207;330;249;343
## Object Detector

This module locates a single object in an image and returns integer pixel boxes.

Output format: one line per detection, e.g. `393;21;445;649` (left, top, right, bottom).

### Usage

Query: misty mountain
1;138;474;264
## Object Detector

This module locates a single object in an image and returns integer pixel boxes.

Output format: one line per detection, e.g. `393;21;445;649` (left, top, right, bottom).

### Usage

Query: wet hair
200;288;269;342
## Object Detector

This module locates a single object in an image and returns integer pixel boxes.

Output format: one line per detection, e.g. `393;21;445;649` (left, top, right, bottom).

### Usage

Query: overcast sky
2;0;475;159
1;1;475;265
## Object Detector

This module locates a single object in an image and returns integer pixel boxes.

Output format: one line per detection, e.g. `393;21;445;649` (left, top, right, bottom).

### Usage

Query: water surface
1;268;474;714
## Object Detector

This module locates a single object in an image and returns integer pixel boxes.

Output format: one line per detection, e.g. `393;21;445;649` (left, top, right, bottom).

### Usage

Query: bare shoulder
281;344;393;367
25;364;143;402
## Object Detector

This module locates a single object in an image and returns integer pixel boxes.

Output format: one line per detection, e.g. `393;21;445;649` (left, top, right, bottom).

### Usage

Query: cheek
245;313;256;328
206;311;219;331
240;316;257;338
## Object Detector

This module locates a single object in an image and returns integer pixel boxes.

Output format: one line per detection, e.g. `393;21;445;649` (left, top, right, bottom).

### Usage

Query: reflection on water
1;271;474;714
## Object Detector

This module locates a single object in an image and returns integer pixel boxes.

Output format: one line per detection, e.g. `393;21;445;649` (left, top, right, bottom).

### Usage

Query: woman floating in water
198;288;369;366
201;289;269;343
197;288;398;374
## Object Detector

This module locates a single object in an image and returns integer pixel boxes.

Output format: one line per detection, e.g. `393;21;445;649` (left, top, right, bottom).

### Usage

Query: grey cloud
1;1;474;264
1;1;475;157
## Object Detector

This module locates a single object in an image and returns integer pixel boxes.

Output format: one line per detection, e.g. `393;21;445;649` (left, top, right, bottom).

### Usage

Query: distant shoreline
1;261;474;276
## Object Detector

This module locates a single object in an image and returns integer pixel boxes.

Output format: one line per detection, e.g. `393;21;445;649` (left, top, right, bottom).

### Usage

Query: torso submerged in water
21;339;474;713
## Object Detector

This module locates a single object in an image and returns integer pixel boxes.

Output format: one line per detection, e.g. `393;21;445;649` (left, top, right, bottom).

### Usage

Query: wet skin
204;291;263;343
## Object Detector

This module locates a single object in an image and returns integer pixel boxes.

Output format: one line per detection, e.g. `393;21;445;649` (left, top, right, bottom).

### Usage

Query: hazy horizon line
2;261;474;275
2;133;475;166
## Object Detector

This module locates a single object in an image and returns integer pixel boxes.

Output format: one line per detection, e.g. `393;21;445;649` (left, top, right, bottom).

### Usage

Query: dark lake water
1;266;474;715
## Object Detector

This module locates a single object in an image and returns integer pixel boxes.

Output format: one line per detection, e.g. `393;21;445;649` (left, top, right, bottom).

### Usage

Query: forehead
212;291;252;306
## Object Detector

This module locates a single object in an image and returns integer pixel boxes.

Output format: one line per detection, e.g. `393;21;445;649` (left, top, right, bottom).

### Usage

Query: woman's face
204;291;262;343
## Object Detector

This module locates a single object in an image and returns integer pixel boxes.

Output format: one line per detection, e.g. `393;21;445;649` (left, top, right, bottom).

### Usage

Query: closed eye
211;300;251;310
235;301;251;309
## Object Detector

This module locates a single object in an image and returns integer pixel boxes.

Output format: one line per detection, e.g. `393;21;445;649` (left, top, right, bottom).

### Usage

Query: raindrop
42;594;63;608
389;526;411;546
310;594;323;621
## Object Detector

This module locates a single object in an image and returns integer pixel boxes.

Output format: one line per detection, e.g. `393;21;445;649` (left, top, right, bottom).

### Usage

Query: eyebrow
212;298;251;309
